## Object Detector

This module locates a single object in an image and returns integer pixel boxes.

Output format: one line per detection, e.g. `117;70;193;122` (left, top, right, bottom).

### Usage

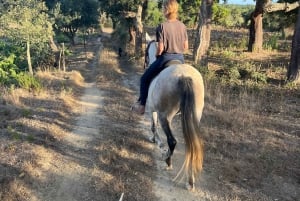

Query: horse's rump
147;64;204;115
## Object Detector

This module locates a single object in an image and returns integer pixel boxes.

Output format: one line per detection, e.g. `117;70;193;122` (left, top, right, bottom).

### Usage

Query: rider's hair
163;0;178;20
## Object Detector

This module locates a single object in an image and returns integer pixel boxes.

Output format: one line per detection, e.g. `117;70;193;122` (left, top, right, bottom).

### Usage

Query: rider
132;0;188;115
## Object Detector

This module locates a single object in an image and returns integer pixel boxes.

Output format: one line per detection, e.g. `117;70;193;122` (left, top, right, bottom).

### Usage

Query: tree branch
264;1;300;13
120;11;136;18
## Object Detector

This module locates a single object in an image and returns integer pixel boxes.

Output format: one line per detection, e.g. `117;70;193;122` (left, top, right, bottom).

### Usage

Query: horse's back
147;64;204;115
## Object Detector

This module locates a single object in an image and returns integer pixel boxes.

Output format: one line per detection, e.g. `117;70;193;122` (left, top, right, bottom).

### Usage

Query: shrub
264;34;279;50
13;72;42;90
0;54;41;90
55;32;70;44
250;71;267;84
0;54;18;85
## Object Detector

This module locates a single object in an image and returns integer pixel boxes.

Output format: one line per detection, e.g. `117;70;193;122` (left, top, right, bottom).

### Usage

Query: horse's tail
176;76;204;180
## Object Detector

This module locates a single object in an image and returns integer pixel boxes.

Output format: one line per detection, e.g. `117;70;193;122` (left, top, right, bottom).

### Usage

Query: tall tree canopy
46;0;100;44
177;0;201;27
99;0;148;56
99;0;145;25
144;0;163;26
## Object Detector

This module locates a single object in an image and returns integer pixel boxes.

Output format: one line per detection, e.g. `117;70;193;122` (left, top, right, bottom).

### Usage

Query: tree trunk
248;11;263;52
49;36;61;68
193;0;213;66
247;0;268;52
62;43;66;72
128;26;136;55
287;6;300;83
129;26;136;45
135;5;143;58
49;36;59;52
26;40;33;75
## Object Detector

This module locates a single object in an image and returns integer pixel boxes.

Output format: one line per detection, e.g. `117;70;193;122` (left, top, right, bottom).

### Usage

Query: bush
0;54;18;85
13;72;42;90
264;34;279;50
0;53;41;90
250;71;267;84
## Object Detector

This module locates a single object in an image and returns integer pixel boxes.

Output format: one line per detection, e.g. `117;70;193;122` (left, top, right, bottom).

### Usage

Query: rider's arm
184;40;188;52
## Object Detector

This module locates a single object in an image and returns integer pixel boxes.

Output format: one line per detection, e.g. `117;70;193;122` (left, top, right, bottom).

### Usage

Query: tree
144;0;163;26
287;6;300;83
248;0;299;53
264;1;300;83
49;0;100;45
193;0;213;66
100;0;148;57
177;0;201;27
135;4;145;57
0;0;53;74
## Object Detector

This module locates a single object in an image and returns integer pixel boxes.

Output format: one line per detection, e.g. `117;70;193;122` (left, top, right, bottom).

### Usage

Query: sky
224;0;256;5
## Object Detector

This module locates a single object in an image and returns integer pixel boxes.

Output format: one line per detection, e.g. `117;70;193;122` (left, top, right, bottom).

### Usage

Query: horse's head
144;40;157;69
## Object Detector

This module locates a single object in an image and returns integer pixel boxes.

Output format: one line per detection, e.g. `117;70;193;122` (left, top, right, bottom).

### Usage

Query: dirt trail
32;39;104;201
65;82;104;149
51;83;104;199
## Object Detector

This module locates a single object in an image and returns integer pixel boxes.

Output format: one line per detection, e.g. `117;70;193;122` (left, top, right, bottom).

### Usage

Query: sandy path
34;40;104;201
64;82;104;149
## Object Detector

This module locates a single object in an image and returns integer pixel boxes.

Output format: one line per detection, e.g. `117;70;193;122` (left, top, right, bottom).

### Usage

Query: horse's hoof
165;157;172;167
186;183;195;192
166;165;173;170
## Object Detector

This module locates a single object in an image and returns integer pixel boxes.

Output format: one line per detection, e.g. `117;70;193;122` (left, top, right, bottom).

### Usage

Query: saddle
163;59;182;67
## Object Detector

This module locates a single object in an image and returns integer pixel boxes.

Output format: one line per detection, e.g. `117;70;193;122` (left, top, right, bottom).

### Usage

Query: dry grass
197;28;300;199
200;84;299;199
0;58;85;200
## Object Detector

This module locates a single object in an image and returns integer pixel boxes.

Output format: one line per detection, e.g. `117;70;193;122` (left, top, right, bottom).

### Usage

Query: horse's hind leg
159;115;177;168
150;112;162;147
187;170;195;191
